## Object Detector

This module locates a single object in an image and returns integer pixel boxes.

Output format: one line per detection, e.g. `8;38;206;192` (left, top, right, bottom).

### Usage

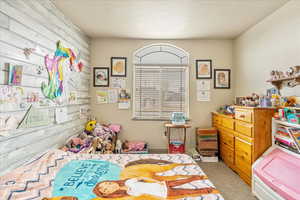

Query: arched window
133;43;189;120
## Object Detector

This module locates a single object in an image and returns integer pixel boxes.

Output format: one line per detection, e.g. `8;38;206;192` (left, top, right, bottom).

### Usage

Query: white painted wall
0;0;90;174
234;0;300;97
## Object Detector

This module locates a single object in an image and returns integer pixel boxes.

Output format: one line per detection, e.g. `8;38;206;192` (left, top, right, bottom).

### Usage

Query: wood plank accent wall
0;0;90;174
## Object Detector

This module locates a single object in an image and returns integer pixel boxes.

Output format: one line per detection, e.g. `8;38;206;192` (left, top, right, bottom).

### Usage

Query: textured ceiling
53;0;289;39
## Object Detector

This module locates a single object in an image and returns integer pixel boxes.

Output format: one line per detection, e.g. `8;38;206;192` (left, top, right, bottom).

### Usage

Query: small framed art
196;59;212;79
93;67;109;87
111;57;127;77
214;69;230;89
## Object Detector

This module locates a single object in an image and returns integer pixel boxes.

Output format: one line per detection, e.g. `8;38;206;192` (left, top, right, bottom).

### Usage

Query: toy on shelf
275;107;300;125
268;66;300;90
235;93;260;107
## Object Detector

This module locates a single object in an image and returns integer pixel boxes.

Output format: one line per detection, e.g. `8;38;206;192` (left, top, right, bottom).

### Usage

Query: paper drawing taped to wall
0;86;24;111
18;105;51;128
42;41;83;100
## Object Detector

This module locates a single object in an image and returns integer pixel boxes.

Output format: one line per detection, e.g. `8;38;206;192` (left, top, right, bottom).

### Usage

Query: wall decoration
27;92;40;104
196;60;212;79
8;64;23;85
0;116;19;136
96;90;109;104
197;80;210;90
93;67;109;87
118;89;131;109
0;86;24;111
79;106;91;119
55;107;68;124
108;89;118;103
197;91;210;101
42;41;80;100
23;48;36;60
68;91;77;104
18;105;51;128
111;77;126;89
196;80;210;102
111;57;127;77
214;69;231;89
36;65;44;75
74;50;84;72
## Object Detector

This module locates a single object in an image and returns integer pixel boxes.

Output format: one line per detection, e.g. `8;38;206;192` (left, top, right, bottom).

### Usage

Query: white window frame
132;43;190;120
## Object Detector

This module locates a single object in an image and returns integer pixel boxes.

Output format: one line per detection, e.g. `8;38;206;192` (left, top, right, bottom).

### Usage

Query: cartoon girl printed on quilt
93;176;218;199
44;159;218;200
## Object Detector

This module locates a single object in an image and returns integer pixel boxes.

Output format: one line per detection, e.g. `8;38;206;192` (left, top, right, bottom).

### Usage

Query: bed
0;149;223;200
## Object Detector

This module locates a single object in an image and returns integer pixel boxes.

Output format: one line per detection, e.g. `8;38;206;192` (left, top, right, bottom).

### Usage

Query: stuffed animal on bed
84;120;96;135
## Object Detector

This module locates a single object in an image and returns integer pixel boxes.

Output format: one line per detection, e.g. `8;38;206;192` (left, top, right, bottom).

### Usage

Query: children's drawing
8;64;23;85
18;105;51;128
0;116;19;136
0;86;24;111
42;41;82;100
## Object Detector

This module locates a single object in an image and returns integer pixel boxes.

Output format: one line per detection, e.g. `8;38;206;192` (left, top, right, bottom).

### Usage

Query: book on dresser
212;106;276;185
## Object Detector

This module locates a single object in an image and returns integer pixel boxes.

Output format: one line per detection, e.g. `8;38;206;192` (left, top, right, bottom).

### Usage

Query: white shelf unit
252;118;300;200
272;118;300;153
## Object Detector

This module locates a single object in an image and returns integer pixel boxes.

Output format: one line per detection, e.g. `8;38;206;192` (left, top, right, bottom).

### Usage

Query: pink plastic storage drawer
254;148;300;200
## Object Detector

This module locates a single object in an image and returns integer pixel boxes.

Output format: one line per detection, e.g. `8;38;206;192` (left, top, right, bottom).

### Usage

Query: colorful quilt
0;150;224;200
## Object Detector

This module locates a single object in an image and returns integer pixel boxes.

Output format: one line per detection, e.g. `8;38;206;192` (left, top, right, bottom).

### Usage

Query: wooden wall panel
0;0;90;174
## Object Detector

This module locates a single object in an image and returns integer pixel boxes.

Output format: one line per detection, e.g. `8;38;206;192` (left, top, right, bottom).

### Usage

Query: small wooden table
164;123;191;153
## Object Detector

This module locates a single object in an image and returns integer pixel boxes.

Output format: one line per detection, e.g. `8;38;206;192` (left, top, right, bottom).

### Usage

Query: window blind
134;66;188;120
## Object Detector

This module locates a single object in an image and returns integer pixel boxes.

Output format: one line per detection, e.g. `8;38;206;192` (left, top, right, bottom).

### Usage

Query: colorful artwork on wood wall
42;41;84;100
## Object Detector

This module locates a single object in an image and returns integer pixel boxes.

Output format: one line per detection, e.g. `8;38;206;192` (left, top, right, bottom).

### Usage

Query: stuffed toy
122;140;146;152
115;139;122;153
84;120;96;135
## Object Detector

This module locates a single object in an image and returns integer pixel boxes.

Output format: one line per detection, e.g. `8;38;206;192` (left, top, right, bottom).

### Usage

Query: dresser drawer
236;157;252;177
237;167;252;185
235;121;253;137
235;137;252;164
220;144;234;166
222;118;235;130
220;129;234;148
235;109;253;123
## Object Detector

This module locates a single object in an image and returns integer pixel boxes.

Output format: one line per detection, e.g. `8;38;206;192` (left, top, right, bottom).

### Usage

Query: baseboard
149;149;168;154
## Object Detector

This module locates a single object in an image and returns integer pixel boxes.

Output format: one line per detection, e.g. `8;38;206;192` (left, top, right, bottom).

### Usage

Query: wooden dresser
212;106;276;185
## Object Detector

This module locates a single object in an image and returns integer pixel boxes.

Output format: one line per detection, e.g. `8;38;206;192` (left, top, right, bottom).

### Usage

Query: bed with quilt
0;149;224;200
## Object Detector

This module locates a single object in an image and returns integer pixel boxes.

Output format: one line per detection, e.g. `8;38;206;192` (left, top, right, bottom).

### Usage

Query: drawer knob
239;114;245;118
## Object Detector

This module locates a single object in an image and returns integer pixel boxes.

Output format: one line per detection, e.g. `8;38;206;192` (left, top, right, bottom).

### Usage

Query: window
133;44;189;120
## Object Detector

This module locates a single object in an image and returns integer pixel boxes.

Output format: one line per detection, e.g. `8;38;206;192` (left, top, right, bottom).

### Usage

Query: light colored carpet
198;161;257;200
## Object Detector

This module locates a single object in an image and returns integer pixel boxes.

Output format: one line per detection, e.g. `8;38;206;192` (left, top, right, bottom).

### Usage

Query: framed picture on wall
214;69;230;89
111;57;127;77
196;59;212;79
93;67;109;87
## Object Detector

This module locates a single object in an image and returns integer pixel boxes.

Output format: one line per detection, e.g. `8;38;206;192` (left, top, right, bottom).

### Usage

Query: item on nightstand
169;140;185;154
170;112;186;125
